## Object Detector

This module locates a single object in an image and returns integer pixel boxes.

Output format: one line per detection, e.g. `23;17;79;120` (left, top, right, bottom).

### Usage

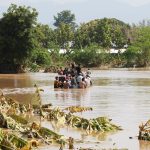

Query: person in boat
63;79;70;89
70;75;77;88
54;64;92;89
85;75;92;87
58;69;66;88
57;67;64;75
70;62;76;76
63;67;69;76
54;76;60;88
79;77;87;89
86;68;91;76
76;73;83;87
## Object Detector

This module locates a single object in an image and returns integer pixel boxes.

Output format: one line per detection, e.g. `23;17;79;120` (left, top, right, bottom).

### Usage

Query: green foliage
55;23;74;51
126;26;150;67
123;46;139;67
2;134;27;149
71;44;107;67
9;114;28;125
29;63;40;72
31;49;51;66
65;114;122;131
74;18;130;49
53;10;76;29
0;4;38;73
36;50;51;66
48;45;69;66
32;24;56;49
30;24;54;67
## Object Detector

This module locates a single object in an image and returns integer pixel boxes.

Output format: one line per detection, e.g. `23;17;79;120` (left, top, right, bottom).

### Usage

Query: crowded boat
54;63;92;89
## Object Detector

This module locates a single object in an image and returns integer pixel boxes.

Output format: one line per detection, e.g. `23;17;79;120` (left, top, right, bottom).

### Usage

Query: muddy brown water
0;69;150;150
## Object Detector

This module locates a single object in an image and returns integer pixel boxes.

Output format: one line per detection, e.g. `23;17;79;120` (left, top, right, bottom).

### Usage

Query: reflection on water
1;70;150;149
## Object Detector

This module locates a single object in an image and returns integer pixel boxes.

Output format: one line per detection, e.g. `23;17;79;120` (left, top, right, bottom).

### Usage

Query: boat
54;71;92;89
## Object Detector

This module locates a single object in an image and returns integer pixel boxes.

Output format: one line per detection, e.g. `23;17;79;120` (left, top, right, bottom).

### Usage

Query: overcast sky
0;0;150;27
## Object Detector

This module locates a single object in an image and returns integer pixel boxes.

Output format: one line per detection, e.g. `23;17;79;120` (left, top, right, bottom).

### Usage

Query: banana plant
0;132;29;150
30;122;66;146
64;106;93;113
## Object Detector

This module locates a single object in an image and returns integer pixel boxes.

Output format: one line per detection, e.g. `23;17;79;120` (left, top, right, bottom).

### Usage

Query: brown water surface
0;69;150;150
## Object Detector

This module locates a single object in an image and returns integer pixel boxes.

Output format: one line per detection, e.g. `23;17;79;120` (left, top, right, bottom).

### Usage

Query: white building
109;48;126;54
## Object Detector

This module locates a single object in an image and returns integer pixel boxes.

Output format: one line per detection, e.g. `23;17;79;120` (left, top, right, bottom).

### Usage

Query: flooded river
0;69;150;150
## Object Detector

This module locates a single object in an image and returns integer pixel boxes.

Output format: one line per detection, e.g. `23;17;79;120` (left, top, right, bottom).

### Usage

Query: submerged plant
65;114;122;132
64;106;93;113
0;132;28;150
45;107;122;132
139;120;150;141
9;114;28;125
30;122;66;146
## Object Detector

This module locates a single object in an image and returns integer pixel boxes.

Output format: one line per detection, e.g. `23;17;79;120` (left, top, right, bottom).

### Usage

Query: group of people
54;63;92;89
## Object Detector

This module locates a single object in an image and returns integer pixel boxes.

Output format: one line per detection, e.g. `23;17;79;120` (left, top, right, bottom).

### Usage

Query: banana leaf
65;114;121;132
0;139;15;150
38;127;66;145
0;133;28;150
0;129;4;142
64;106;93;113
7;134;28;148
39;127;60;138
9;114;28;125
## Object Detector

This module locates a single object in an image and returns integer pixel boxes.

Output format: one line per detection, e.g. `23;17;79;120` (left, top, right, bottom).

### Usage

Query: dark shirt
76;66;81;75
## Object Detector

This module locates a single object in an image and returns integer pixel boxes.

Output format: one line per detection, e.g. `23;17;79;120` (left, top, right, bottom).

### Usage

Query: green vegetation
126;26;150;67
0;4;150;73
71;44;108;67
0;4;38;73
74;18;130;49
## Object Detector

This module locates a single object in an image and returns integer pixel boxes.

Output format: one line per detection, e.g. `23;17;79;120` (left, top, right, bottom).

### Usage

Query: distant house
109;48;126;54
48;49;67;54
48;47;127;54
59;49;67;54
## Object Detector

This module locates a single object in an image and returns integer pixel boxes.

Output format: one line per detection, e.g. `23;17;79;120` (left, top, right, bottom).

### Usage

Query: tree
0;4;38;73
71;44;107;67
30;24;55;67
55;23;74;52
74;18;130;49
124;46;139;67
32;24;56;49
126;26;150;67
53;10;76;29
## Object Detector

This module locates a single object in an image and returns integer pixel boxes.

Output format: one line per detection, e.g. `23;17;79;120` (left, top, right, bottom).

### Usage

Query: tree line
0;4;150;73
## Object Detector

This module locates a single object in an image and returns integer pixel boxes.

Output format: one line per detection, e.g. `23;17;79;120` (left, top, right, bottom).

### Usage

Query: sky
0;0;150;27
